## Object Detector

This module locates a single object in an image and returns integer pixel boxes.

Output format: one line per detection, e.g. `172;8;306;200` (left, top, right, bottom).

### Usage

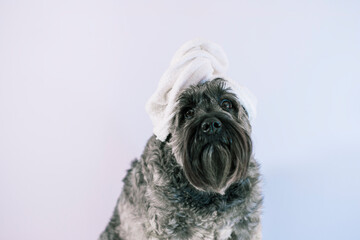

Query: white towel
146;39;257;142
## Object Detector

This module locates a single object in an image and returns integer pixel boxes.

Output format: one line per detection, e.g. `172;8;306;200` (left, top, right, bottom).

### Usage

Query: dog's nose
201;118;222;134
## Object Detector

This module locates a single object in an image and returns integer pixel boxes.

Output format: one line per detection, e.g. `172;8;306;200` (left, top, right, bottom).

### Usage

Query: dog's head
170;78;252;194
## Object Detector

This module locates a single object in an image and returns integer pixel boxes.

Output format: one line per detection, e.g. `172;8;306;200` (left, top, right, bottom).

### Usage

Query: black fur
171;79;252;193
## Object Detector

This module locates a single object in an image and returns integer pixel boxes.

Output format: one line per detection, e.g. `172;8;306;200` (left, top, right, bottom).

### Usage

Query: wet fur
99;79;263;240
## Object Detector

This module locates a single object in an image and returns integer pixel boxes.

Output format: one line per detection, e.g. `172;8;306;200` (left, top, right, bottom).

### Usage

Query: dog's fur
99;79;263;240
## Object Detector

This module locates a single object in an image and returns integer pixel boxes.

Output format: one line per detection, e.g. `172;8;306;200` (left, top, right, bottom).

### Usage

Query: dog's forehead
178;80;231;106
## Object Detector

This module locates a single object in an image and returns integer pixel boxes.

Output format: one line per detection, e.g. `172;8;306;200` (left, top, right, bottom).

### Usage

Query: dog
99;78;263;240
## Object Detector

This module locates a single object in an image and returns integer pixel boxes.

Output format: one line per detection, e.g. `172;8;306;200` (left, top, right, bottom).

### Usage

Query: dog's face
170;79;252;194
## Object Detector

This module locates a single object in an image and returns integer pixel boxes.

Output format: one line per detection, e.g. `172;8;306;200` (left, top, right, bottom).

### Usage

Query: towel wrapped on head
146;39;257;142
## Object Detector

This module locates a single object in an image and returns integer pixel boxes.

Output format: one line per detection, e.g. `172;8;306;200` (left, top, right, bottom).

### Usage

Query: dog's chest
193;212;238;240
156;175;246;239
158;207;239;240
216;224;234;240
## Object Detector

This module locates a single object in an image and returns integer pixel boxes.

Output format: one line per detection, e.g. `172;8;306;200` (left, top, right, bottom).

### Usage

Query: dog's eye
221;99;232;110
184;109;194;119
185;109;194;119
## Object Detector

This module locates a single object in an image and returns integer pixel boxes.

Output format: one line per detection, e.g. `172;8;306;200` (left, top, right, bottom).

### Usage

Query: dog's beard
172;113;252;194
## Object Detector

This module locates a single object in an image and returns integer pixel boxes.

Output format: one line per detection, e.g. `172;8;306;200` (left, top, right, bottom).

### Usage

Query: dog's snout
201;118;222;134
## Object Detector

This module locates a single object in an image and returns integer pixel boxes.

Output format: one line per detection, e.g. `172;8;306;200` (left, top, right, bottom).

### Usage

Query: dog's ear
241;105;249;118
168;112;179;140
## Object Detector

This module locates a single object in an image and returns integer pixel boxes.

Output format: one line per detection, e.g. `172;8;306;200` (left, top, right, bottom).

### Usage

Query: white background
1;0;359;239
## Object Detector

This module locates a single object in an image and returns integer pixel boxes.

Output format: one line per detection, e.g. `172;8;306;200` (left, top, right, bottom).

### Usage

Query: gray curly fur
99;79;263;240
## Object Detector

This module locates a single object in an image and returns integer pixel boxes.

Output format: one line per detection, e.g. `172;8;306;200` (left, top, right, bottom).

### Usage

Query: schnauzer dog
99;79;263;240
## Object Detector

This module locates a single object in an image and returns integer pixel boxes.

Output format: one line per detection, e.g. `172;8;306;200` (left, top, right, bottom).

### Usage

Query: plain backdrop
1;0;359;239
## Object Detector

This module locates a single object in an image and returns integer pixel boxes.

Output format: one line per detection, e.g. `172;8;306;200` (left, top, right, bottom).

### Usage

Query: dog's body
99;79;263;240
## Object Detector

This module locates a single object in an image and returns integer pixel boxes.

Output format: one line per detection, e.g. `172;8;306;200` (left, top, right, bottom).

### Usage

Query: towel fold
146;39;256;142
